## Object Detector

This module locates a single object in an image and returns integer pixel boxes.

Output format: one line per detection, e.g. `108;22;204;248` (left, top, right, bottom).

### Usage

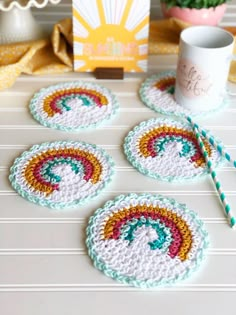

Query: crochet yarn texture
139;71;227;118
9;141;114;209
86;193;209;288
29;81;119;131
124;118;222;182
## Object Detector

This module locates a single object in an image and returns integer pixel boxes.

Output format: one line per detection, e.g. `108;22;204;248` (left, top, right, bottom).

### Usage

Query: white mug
174;26;235;113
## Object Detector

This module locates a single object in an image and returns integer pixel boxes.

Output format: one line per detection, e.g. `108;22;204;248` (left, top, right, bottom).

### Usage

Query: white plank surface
0;292;236;315
2;59;236;314
2;2;236;315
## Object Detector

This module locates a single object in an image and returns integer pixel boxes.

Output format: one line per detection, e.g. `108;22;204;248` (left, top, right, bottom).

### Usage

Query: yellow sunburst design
72;0;150;72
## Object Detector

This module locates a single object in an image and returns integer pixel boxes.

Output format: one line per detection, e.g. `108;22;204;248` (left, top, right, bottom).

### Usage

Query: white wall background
33;0;236;32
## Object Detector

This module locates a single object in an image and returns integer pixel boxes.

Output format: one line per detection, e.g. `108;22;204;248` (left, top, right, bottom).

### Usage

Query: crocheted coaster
86;193;209;288
124;118;223;182
29;82;119;131
139;71;228;118
9;141;114;209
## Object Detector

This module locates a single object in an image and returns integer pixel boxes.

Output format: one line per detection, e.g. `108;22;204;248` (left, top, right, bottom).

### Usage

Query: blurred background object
0;0;61;44
0;0;236;91
160;0;228;25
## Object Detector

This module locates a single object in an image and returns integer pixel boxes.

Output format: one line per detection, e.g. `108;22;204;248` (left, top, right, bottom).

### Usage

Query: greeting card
72;0;150;72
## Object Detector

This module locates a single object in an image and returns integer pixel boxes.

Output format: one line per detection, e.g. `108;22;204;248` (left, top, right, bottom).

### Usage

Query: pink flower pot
161;3;227;26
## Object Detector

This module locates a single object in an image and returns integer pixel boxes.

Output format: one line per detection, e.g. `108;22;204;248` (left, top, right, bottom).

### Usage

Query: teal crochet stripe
9;140;115;210
29;81;119;132
139;71;228;119
123;117;224;183
86;193;209;289
123;217;169;250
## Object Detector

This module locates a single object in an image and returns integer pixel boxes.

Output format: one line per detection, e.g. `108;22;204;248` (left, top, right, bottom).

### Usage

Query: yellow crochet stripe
43;88;109;117
24;147;102;196
103;205;192;261
139;126;212;167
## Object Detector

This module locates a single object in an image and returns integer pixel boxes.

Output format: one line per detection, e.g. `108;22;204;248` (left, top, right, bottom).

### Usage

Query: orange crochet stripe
154;76;175;91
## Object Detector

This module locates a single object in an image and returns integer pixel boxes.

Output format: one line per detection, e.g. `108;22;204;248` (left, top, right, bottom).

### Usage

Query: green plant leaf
160;0;228;9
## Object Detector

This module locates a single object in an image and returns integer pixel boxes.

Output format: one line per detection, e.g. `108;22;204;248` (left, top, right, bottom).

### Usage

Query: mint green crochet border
9;140;115;210
86;193;209;289
123;117;225;183
29;81;119;132
139;71;228;119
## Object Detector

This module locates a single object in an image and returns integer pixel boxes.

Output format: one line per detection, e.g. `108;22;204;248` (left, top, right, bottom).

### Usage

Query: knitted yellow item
148;18;189;55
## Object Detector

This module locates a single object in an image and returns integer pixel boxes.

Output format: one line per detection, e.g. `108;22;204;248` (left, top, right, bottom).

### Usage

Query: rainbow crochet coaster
9;141;114;209
124;118;223;182
29;81;119;131
86;193;209;288
139;71;228;118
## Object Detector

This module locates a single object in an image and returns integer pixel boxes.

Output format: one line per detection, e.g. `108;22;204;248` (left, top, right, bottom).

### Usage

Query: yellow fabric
224;27;236;82
0;18;73;91
0;17;236;91
148;18;190;55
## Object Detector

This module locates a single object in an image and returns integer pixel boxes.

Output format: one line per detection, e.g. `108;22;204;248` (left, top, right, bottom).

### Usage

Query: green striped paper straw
192;125;236;228
187;116;236;168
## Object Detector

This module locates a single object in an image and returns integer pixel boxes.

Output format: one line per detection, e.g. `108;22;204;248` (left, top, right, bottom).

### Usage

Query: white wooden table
1;55;236;314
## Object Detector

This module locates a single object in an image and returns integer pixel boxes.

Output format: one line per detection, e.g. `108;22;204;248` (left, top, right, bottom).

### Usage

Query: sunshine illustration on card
72;0;150;72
